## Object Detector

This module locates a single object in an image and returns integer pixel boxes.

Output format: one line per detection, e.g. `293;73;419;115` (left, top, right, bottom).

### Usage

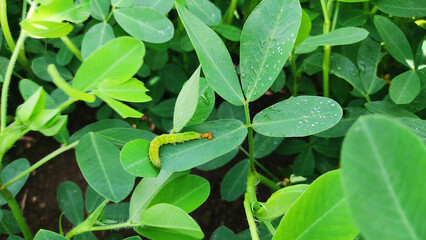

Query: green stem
105;5;116;22
1;32;27;133
257;173;279;191
243;101;254;169
0;187;33;239
66;199;110;239
223;0;238;25
264;221;276;235
58;98;78;111
331;1;339;31
238;146;279;183
60;36;83;62
365;94;371;103
244;193;259;240
290;48;299;96
1;141;79;191
89;222;140;231
323;45;331;97
320;0;331;98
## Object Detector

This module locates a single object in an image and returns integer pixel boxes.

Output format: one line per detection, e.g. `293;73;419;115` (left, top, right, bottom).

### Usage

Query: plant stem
365;94;371;103
0;187;33;239
223;0;238;25
290;48;299;96
331;1;340;32
66;199;110;239
238;146;280;183
264;221;276;235
58;98;78;111
1;141;79;191
61;36;83;62
105;5;116;22
257;173;280;191
244;193;259;240
243;101;254;169
320;0;332;97
89;222;140;231
0;32;27;133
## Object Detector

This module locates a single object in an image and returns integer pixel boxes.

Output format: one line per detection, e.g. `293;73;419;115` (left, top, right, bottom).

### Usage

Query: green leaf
339;9;368;27
73;37;145;92
31;56;72;82
253;96;343;137
375;0;426;18
186;0;221;26
293;148;315;176
30;0;91;23
151;98;176;118
114;7;174;44
16;87;45;123
81;23;115;60
397;118;426;144
74;232;97;240
176;2;245;106
295;10;312;47
129;171;187;222
357;37;386;95
147;175;210;213
273;170;359;240
102;202;130;222
374;15;414;69
27;109;60;130
197;148;238;170
240;0;301;101
341;115;426;240
85;186;105;214
70;119;131;143
253;134;283;158
389;70;421;104
217;101;245;122
97;78;151;102
415;36;426;69
94;91;144;118
173;66;201;132
134;0;175;14
20;20;73;38
120;139;160;177
18;79;56;108
0;159;30;205
256;184;309;221
159;64;187;94
111;0;135;7
90;0;110;21
34;230;68;240
210;226;236;240
304;52;365;94
276;138;309;155
75;132;134;202
365;101;419;118
220;159;249;201
97;128;156;148
213;24;241;42
299;27;368;48
160;119;248;171
338;0;369;2
0;210;20;234
186;78;216;127
40;115;68;136
57;181;84;225
136;204;204;240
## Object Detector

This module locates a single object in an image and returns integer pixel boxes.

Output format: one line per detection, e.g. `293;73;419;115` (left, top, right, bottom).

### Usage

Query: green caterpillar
149;131;213;167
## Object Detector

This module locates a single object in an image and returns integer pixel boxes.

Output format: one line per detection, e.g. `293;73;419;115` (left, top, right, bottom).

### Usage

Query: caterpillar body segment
149;131;213;167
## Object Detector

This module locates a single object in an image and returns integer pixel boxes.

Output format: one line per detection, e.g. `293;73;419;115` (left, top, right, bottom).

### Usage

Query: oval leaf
120;139;160;177
20;20;73;38
147;175;210;213
341;115;426;240
160;119;247;171
136;203;204;240
81;22;115;60
220;159;249;201
0;159;30;205
240;0;301;101
73;37;145;91
75;132;134;202
374;15;414;69
256;184;309;221
299;27;369;47
253;96;343;137
375;0;426;18
389;70;420;104
186;0;221;26
176;2;245;106
34;230;68;240
273;170;359;240
57;181;84;225
173;66;201;132
114;7;174;43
